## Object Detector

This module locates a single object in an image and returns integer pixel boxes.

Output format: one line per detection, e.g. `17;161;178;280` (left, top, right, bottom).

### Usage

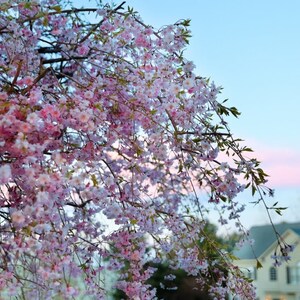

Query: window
287;262;300;284
242;266;257;280
246;267;257;280
269;267;277;281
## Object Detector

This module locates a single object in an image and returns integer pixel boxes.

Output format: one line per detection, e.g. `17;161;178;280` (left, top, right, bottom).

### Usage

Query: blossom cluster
0;0;273;299
271;243;295;266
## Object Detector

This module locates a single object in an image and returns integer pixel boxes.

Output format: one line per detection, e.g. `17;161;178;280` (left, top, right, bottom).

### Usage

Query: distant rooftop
233;222;300;260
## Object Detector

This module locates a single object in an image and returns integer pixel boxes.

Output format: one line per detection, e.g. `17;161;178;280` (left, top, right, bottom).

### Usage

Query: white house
232;222;300;300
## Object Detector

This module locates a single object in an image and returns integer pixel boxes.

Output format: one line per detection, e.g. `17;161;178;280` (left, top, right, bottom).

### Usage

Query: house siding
233;229;300;300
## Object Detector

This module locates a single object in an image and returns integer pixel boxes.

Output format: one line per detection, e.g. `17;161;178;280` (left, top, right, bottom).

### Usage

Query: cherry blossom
0;164;11;183
0;1;286;299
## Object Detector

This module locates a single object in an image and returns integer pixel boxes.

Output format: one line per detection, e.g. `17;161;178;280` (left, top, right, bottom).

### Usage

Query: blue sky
74;0;300;229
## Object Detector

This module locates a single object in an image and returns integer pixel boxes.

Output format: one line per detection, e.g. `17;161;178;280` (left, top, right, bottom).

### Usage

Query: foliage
112;222;241;300
0;0;289;299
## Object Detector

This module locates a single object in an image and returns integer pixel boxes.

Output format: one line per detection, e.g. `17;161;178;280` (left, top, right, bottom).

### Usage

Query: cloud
247;142;300;188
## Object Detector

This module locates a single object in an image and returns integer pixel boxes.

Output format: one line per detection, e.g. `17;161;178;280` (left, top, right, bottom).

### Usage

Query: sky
74;0;300;230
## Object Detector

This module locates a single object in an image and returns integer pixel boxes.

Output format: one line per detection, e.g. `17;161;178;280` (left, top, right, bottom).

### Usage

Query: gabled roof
233;222;300;260
291;227;300;236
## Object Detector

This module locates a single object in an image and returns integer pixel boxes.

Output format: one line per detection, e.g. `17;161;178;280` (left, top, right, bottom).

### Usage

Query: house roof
291;227;300;236
233;222;300;259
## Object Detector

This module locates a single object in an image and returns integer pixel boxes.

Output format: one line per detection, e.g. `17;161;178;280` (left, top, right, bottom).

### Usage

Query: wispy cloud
247;142;300;188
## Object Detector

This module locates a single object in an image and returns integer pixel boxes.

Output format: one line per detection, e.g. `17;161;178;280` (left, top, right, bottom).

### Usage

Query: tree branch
42;56;88;64
79;1;126;44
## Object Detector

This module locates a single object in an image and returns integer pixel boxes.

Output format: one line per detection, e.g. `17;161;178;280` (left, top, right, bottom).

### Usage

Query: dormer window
269;266;277;281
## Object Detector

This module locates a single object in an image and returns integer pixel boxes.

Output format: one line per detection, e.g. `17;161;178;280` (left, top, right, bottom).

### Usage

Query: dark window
287;266;290;284
287;262;300;284
270;267;277;281
242;266;257;280
248;267;257;280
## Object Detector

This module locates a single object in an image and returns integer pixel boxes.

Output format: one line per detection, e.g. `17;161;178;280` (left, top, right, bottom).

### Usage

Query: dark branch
37;46;61;54
79;1;126;44
66;199;93;208
42;56;88;64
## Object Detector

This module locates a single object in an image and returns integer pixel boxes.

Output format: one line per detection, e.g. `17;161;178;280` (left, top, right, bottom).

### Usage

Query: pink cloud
245;142;300;188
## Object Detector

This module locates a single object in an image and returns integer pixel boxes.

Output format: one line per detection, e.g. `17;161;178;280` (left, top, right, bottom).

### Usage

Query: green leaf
177;67;183;74
79;263;88;271
136;147;143;156
43;17;49;27
52;5;62;12
242;147;253;152
112;28;125;37
229;106;241;118
178;162;183;173
22;226;32;236
181;19;191;27
274;207;287;216
219;195;227;202
244;182;251;189
24;2;32;9
66;169;75;179
91;174;98;187
256;259;263;269
130;219;138;225
251;185;256;196
192;138;201;143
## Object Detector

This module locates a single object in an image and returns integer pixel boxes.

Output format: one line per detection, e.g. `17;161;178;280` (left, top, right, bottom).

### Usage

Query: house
232;222;300;300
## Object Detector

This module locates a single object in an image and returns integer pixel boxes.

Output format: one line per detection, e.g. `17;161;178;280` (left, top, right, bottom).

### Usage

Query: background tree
112;221;241;300
0;0;290;299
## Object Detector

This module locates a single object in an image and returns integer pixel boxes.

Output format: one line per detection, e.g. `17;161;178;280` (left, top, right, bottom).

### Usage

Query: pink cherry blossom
11;210;25;224
77;111;90;123
0;1;283;299
0;164;11;183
